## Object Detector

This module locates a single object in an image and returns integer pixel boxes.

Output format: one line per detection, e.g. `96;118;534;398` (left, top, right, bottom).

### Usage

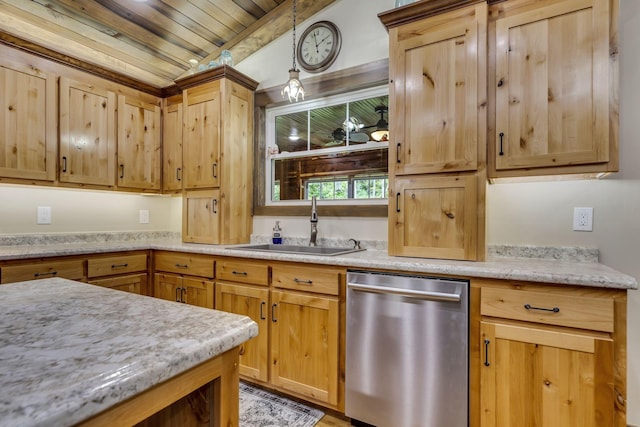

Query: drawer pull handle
260;301;266;320
111;263;129;269
232;271;248;276
34;271;57;278
271;304;278;322
293;278;313;285
524;303;560;313
175;263;189;269
484;339;490;367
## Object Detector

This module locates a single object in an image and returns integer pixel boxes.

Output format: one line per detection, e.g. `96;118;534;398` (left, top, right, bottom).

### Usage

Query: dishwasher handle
348;282;462;302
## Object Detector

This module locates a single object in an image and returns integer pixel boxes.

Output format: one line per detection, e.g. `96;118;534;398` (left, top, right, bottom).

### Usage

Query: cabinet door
89;273;146;295
480;321;614;427
271;290;339;406
153;273;181;303
117;95;161;190
389;3;486;175
494;0;609;171
59;77;116;186
183;81;220;189
162;95;183;192
0;65;56;181
389;174;478;260
181;277;214;309
216;282;269;382
182;189;220;244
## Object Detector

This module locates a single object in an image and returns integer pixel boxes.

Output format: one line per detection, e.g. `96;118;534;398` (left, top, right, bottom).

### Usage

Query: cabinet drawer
1;259;85;284
154;252;214;278
481;287;614;332
272;264;341;296
87;254;147;278
217;259;268;286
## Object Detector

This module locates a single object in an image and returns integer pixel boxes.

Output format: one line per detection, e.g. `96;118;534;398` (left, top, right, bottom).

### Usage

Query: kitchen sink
228;244;365;256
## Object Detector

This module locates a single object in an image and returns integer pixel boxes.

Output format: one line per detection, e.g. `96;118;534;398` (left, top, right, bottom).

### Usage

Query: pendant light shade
281;0;305;102
370;105;389;141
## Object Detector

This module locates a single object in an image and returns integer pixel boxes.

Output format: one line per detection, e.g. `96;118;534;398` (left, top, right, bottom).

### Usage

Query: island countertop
0;277;258;427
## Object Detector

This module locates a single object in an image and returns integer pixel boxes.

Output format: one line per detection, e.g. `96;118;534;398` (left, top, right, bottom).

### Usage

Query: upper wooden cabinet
117;95;162;191
0;64;56;182
176;67;258;245
162;94;183;192
489;0;618;177
388;4;485;175
59;77;117;187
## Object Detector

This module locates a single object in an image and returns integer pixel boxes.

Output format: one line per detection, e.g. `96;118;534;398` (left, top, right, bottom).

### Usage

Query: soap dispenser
272;221;283;244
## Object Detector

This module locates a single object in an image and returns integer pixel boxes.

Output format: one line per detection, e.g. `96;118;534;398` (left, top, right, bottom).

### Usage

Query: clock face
297;21;341;73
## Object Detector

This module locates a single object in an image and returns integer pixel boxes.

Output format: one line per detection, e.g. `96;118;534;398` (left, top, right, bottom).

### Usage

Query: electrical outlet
36;206;52;225
139;209;149;224
573;207;593;231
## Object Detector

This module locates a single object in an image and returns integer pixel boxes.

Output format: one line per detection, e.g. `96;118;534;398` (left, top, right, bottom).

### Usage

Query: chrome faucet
309;196;318;246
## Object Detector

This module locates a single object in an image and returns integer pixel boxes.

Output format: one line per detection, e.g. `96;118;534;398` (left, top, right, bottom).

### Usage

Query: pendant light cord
292;0;297;71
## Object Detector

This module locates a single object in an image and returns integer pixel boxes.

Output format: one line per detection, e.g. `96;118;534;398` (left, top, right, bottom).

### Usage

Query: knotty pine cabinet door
215;282;269;382
183;82;221;189
389;174;478;260
270;289;339;406
153;273;214;309
182;189;221;244
492;0;612;174
59;77;116;187
0;64;56;182
117;95;161;191
162;95;183;192
480;321;614;427
389;3;486;175
89;273;146;295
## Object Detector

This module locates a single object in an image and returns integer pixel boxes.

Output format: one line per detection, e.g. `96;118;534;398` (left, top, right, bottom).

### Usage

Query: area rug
239;382;324;427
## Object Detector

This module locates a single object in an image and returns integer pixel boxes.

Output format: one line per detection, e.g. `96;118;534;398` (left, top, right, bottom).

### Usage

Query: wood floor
317;413;352;426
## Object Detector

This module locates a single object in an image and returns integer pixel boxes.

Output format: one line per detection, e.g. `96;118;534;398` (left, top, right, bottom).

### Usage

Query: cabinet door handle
232;271;248;276
293;278;313;285
181;287;187;304
396;192;401;213
497;78;504;87
396;142;401;163
175;263;189;269
176;167;182;181
34;271;57;278
175;287;181;302
499;132;504;156
260;301;266;320
62;156;67;173
524;303;560;313
111;263;128;269
212;163;218;178
120;164;124;179
271;303;277;322
484;339;490;367
212;199;218;214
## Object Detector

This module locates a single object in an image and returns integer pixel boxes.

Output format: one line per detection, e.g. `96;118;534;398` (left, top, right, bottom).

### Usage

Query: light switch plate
139;209;150;224
37;206;52;225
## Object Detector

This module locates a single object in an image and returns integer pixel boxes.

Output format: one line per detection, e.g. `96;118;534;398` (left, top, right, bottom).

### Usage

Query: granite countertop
0;232;636;290
0;277;258;427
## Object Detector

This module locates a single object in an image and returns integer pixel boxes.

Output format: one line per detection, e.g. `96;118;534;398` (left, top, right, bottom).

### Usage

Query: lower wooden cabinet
154;273;214;309
270;289;339;406
0;259;85;283
215;281;269;382
89;273;146;295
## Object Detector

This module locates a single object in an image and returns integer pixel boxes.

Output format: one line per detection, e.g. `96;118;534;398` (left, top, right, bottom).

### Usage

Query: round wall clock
296;21;342;73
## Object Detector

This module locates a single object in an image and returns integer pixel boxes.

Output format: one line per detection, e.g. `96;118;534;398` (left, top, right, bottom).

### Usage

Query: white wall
0;185;182;234
239;0;640;423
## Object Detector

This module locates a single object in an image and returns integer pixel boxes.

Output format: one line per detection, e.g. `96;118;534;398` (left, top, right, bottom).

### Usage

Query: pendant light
281;0;305;102
370;105;389;141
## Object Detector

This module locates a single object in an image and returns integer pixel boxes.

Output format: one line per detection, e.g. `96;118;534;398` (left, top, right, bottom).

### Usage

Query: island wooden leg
212;346;240;427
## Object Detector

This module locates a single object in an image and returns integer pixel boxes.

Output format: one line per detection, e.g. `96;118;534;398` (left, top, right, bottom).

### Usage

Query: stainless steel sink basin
229;244;365;256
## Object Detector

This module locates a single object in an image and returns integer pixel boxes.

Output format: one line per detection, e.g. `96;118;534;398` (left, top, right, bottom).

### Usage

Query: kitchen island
0;277;258;427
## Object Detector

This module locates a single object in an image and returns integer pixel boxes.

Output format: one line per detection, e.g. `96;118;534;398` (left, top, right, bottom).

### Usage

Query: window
265;86;389;206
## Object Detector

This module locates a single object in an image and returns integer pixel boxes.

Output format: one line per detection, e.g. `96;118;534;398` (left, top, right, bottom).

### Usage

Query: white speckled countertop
0;231;636;289
0;277;258;427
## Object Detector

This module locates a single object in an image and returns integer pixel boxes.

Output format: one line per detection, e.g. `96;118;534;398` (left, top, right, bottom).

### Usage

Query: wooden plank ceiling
0;0;336;90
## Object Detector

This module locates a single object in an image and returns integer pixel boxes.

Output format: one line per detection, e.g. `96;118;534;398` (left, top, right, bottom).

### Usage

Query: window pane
310;104;346;149
275;111;307;153
349;96;389;143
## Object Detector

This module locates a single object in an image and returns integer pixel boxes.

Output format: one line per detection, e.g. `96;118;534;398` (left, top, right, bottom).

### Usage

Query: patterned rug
239;382;324;427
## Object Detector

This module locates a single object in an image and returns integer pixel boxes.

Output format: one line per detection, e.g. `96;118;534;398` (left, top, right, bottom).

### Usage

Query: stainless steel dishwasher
345;270;469;427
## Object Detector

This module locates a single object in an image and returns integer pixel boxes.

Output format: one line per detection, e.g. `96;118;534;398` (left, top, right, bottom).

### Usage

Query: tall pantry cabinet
174;66;258;245
380;2;488;261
